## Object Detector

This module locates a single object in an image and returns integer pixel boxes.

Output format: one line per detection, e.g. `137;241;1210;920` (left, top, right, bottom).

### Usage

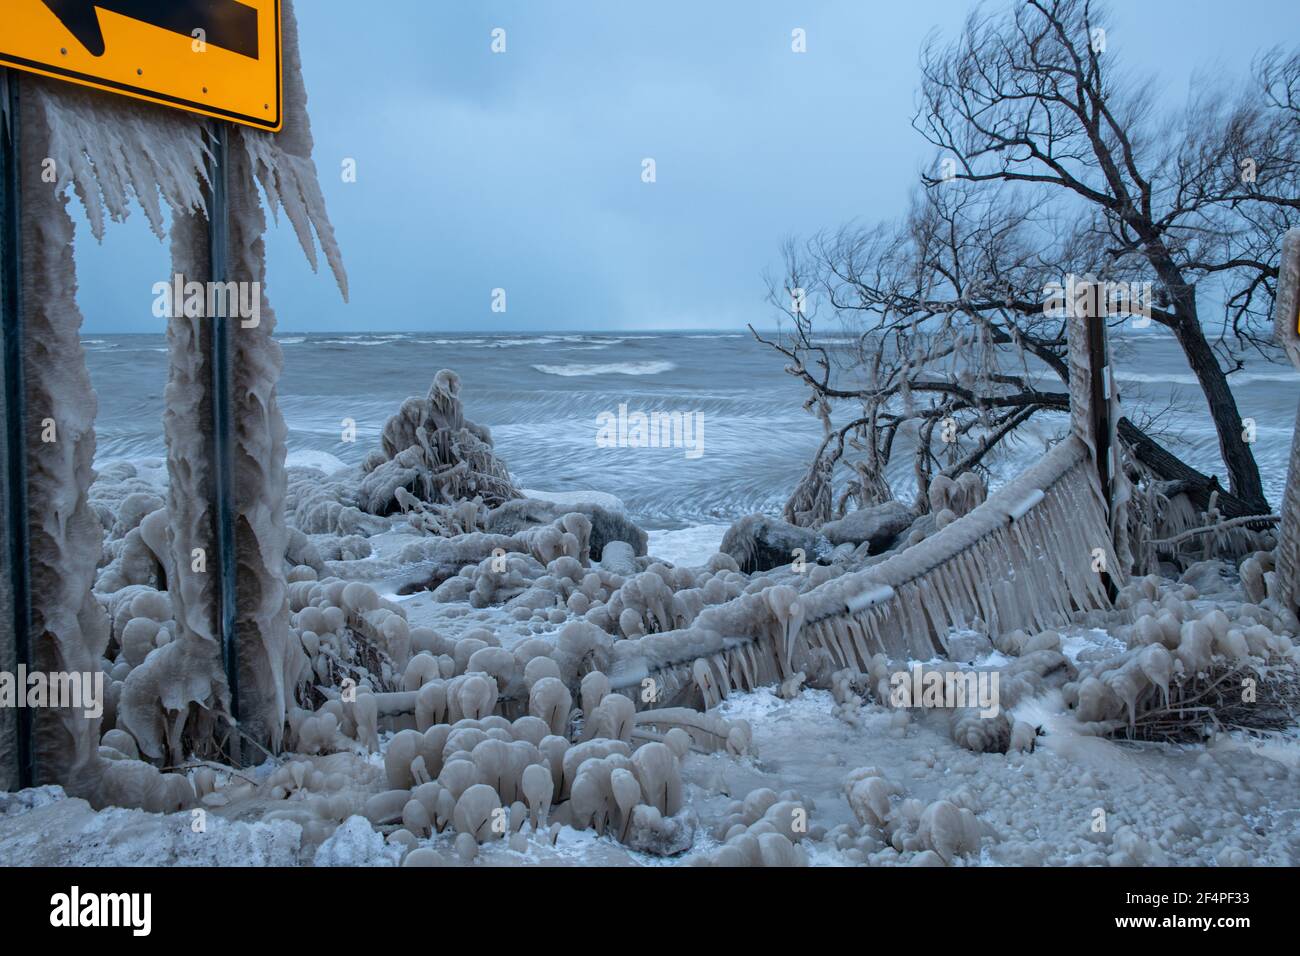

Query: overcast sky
74;0;1297;333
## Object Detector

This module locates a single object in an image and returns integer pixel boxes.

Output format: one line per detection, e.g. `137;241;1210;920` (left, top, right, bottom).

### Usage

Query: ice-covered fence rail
794;435;1120;668
600;435;1121;710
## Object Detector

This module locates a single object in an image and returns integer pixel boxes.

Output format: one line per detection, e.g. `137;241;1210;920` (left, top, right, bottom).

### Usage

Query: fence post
1068;279;1120;599
1271;229;1300;613
0;68;32;792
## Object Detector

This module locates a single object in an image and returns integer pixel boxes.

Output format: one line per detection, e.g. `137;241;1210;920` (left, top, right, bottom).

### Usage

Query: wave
531;360;676;377
1116;369;1300;386
277;336;306;345
412;335;629;349
315;337;405;346
285;449;350;474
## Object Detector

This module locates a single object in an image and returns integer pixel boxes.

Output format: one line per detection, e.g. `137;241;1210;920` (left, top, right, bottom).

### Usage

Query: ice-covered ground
5;642;1298;866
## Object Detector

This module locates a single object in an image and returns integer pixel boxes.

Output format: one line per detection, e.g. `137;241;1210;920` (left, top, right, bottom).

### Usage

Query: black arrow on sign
41;0;259;60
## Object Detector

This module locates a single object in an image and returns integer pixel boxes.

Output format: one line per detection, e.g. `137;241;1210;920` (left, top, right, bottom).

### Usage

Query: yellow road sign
0;0;282;131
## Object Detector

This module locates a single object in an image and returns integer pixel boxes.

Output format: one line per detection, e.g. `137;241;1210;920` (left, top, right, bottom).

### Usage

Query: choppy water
82;330;1300;530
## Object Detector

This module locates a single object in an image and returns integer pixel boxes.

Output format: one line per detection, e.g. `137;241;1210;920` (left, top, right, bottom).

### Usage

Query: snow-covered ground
5;634;1298;867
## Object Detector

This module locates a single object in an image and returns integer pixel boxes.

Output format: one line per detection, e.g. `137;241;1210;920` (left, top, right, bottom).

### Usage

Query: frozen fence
794;434;1119;666
606;433;1122;711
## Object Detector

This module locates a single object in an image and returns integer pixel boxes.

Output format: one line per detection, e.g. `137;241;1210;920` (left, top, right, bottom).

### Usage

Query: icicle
828;618;850;669
813;621;831;657
898;582;931;658
711;654;730;699
846;616;871;670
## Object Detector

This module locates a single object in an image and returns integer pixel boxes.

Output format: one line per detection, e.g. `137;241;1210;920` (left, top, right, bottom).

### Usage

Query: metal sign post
204;119;241;763
0;67;33;790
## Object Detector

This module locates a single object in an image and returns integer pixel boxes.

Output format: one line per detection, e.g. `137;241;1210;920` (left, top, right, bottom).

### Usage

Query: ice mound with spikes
357;369;520;517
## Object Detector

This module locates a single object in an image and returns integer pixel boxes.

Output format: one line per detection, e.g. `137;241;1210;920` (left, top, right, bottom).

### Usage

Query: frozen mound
720;513;829;574
485;496;649;561
279;370;532;542
692;786;816;866
358;369;520;517
1062;574;1300;742
819;500;917;551
721;470;989;576
285;468;387;538
430;541;595;611
836;768;985;866
399;516;596;600
820;640;1071;755
287;576;413;700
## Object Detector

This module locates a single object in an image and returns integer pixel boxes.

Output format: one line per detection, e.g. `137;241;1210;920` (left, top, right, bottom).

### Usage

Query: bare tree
912;0;1299;512
756;184;1070;524
758;1;1298;524
1212;47;1300;338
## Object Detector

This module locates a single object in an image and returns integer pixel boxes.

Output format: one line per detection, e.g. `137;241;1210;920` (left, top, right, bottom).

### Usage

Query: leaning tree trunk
1170;297;1269;514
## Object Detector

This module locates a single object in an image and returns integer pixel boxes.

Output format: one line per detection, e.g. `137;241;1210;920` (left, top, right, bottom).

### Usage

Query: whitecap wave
1116;369;1300;386
531;360;675;377
286;449;351;474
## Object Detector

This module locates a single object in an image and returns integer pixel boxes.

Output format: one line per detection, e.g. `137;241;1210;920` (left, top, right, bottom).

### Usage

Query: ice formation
1062;573;1299;741
8;0;346;802
17;73;111;796
4;1;1298;871
7;354;1300;863
358;369;519;518
1273;229;1300;612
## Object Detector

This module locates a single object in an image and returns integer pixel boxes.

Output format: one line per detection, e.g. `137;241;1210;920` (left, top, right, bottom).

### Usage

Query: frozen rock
721;514;826;574
486;497;648;560
820;501;916;552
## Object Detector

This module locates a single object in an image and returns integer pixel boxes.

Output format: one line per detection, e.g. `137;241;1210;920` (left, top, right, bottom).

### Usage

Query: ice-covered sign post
0;69;28;792
0;0;345;795
1271;230;1300;614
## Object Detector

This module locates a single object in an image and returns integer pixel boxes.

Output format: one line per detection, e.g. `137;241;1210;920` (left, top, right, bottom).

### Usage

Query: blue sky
74;0;1298;333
